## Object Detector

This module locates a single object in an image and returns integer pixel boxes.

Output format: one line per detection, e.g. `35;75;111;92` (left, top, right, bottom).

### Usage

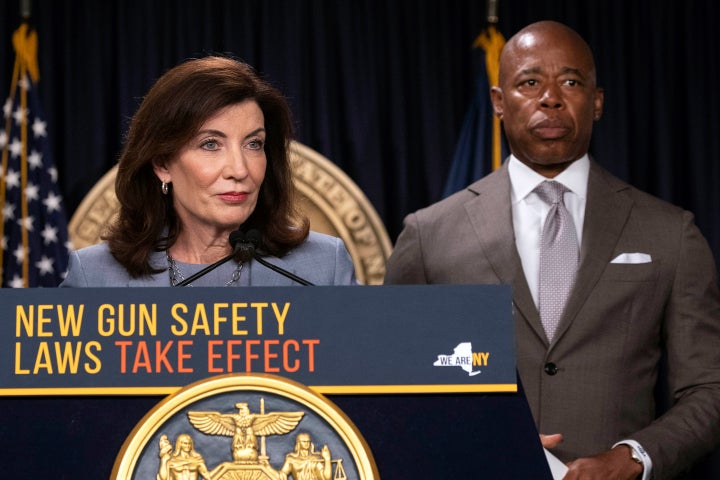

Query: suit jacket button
544;363;558;375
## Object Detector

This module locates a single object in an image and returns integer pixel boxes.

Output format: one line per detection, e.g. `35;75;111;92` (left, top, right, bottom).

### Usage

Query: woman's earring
161;182;169;195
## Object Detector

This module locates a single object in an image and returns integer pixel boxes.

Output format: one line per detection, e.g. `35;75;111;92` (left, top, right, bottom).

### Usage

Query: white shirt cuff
613;439;652;480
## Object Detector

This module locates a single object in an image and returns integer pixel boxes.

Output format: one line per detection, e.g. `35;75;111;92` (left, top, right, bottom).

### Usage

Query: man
385;20;720;480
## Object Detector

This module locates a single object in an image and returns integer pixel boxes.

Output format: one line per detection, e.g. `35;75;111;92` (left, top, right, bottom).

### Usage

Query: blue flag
1;24;70;287
443;26;506;198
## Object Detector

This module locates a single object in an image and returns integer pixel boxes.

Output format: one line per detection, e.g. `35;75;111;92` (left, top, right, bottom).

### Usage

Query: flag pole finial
486;0;499;24
20;0;32;20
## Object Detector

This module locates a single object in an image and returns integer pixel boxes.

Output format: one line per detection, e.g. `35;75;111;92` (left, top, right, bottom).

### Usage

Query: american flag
1;24;70;287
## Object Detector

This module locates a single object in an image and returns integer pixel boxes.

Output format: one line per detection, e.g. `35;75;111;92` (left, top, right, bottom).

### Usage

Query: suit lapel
552;162;634;344
464;165;545;341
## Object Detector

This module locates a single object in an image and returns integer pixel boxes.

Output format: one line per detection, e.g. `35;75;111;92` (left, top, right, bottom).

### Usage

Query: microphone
228;229;257;260
231;228;315;286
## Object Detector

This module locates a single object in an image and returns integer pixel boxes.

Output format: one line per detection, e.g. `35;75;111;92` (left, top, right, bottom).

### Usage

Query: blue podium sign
0;285;554;480
0;285;516;395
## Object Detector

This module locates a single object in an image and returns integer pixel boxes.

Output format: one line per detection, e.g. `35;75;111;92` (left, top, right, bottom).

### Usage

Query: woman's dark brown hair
105;56;309;277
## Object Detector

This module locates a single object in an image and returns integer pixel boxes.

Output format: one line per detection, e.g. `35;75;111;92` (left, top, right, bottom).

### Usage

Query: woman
279;433;333;480
61;56;355;287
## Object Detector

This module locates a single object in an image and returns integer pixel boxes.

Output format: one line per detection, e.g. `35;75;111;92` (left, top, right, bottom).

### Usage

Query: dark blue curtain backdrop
1;0;719;255
1;1;720;478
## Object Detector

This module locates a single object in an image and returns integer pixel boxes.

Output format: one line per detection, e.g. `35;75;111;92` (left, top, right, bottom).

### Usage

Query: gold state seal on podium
112;373;378;480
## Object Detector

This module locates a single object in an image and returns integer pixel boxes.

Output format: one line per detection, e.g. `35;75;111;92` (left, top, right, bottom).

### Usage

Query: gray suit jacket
385;161;720;479
61;231;356;287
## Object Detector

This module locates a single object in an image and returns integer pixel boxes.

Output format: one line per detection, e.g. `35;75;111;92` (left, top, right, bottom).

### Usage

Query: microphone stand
236;228;315;286
174;228;315;287
174;250;237;287
250;254;314;286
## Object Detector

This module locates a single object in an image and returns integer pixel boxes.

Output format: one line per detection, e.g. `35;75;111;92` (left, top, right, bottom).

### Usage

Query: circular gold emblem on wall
112;373;378;479
67;141;392;285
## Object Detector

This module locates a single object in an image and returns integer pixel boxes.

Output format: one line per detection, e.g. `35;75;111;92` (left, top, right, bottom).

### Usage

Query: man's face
491;25;604;177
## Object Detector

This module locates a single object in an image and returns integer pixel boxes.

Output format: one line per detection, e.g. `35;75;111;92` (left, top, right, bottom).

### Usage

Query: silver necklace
166;252;243;287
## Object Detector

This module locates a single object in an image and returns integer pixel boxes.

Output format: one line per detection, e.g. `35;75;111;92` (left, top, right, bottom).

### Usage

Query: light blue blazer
60;231;356;287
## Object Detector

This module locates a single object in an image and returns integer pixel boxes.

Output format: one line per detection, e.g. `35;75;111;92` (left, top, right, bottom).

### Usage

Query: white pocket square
610;253;652;264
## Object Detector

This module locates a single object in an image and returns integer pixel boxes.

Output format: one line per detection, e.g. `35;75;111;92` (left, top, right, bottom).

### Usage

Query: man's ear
593;87;605;121
490;86;504;120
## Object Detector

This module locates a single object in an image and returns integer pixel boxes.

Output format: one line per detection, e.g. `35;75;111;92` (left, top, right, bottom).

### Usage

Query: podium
0;286;552;478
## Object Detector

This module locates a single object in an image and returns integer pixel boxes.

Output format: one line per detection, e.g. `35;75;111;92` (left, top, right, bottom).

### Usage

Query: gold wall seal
67;141;392;285
112;373;379;479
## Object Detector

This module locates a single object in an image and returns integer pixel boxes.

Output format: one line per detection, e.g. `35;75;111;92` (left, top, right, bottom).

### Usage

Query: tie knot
534;181;569;205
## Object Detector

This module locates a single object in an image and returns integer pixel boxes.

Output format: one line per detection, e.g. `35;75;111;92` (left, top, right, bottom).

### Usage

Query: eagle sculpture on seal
188;402;305;464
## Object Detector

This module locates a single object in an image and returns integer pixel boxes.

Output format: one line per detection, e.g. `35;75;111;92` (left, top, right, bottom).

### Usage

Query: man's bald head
498;21;597;88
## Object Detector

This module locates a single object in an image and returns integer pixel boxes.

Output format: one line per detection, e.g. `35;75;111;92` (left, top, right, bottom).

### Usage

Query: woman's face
154;100;267;238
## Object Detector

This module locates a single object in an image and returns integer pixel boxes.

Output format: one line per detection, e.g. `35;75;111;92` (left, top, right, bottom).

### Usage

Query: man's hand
562;445;643;480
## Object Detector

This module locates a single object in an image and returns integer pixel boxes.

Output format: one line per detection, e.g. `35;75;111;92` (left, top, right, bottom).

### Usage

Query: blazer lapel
552;162;634;344
464;165;544;341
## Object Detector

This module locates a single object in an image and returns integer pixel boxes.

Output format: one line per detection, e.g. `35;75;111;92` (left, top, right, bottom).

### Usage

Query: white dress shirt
508;154;589;307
